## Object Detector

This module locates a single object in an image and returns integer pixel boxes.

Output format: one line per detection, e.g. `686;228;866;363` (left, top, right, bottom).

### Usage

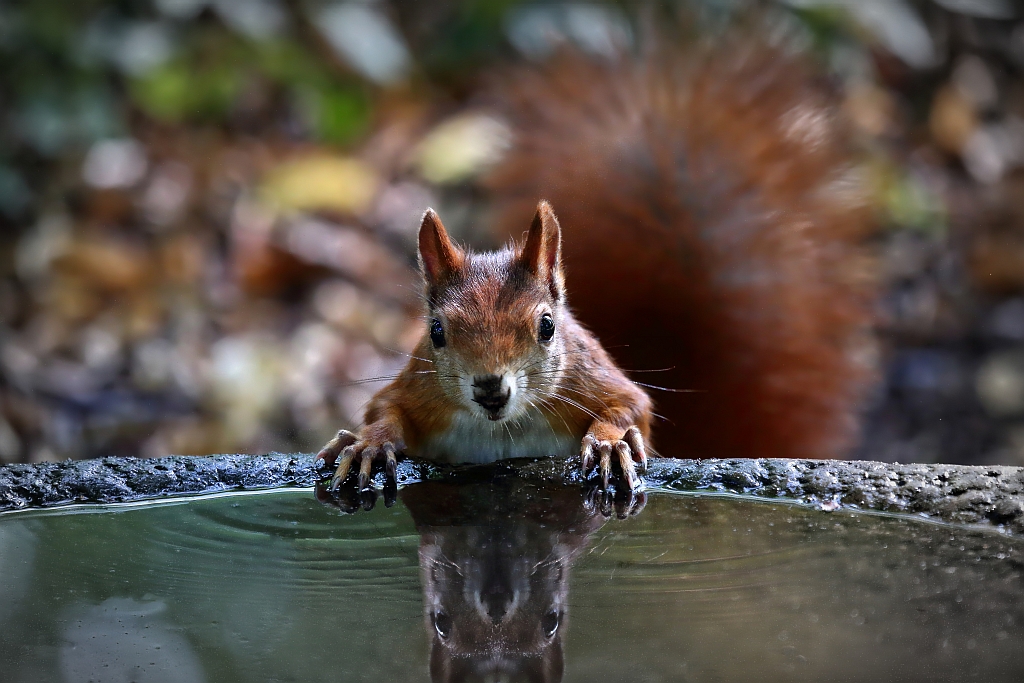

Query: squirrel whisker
629;381;704;394
534;382;614;414
521;394;562;441
379;345;434;363
623;366;677;373
537;390;603;423
516;347;596;374
338;371;437;387
527;393;575;436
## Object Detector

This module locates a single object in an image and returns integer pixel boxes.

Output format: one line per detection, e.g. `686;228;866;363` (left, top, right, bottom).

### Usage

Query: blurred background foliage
2;0;1024;466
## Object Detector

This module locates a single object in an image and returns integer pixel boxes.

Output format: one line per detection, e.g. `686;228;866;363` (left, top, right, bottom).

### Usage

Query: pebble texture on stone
2;455;1023;534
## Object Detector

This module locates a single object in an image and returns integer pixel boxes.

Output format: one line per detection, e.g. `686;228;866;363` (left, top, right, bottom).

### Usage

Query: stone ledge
2;455;1023;533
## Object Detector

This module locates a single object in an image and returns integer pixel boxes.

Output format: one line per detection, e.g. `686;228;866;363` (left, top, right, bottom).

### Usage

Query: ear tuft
521;201;564;300
419;208;464;285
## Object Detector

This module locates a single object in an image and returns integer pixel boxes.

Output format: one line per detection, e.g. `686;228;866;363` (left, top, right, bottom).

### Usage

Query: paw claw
319;432;403;499
384;443;397;479
599;442;613;490
580;435;597;475
614;441;639;491
580;426;647;492
624;426;648;472
358;448;376;491
329;451;356;491
317;430;358;468
383;479;397;508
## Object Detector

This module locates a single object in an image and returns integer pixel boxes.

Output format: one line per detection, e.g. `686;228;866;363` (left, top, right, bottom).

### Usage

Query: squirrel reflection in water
316;472;643;683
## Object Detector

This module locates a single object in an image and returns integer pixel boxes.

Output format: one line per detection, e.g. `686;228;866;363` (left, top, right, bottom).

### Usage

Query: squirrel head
418;516;569;683
424;529;567;683
418;202;568;423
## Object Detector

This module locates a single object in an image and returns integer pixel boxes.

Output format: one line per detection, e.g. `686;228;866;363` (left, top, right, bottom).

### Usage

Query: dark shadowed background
1;0;1023;466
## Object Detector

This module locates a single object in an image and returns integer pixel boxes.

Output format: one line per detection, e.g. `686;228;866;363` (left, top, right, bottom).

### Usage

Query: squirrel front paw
315;425;403;493
584;482;647;519
580;425;648;491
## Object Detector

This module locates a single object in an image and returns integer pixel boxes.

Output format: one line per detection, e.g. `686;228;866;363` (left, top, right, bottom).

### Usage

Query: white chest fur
415;409;580;464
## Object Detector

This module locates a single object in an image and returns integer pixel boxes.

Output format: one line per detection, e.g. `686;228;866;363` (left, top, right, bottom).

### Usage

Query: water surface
0;477;1021;682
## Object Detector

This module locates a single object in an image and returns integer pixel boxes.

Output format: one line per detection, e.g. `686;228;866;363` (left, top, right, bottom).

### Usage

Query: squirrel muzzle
472;374;513;420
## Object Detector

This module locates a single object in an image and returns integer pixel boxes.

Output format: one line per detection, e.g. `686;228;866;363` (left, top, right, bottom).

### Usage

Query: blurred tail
488;37;876;459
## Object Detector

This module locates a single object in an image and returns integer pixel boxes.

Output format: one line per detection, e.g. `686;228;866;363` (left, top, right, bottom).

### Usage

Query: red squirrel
317;38;874;488
316;202;653;490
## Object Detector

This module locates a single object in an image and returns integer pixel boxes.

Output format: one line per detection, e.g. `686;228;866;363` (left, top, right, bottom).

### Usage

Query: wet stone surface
2;455;1024;534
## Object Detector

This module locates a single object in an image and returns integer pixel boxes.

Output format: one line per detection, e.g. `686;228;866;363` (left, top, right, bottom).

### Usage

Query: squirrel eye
538;313;555;343
541;610;560;638
430;319;446;348
433;610;452;640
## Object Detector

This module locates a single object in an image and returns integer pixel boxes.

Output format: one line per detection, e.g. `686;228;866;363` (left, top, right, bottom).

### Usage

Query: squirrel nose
472;374;511;414
481;585;515;625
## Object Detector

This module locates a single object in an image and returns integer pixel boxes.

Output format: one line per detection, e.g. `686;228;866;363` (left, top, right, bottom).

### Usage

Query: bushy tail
488;38;876;459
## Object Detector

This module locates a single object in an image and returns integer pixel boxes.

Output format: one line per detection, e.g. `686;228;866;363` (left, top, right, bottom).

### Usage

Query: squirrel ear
521;201;564;300
418;208;464;285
